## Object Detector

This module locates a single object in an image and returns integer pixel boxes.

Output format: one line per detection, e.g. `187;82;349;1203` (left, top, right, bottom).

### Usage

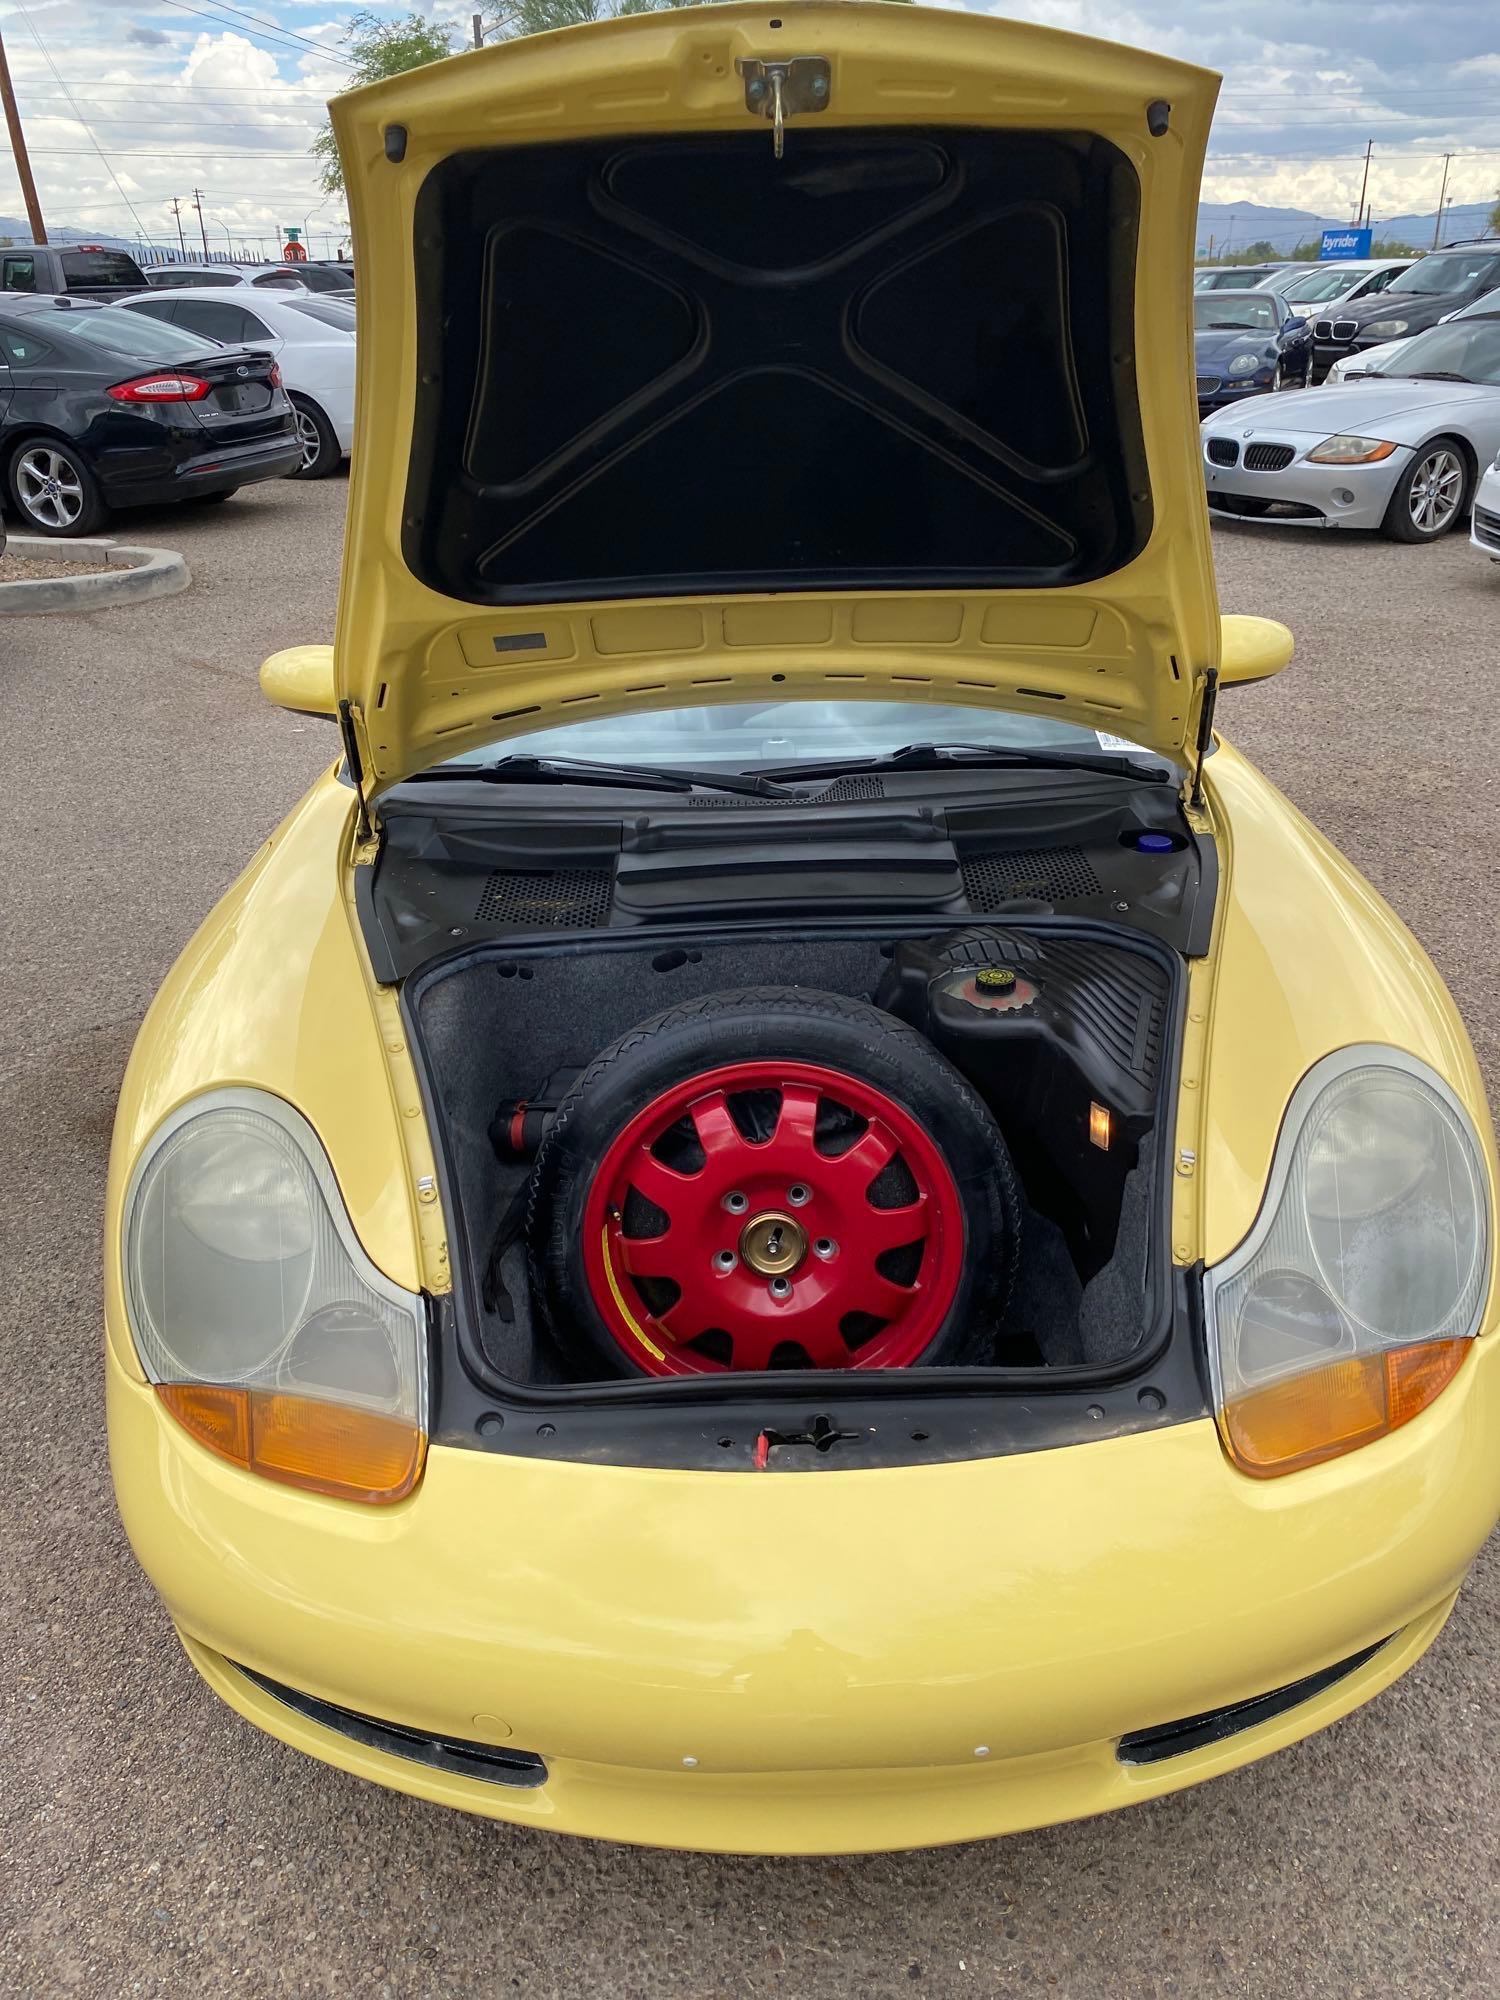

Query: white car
1473;458;1500;562
1259;259;1412;310
141;263;308;293
122;288;355;478
1201;313;1500;542
1328;286;1500;383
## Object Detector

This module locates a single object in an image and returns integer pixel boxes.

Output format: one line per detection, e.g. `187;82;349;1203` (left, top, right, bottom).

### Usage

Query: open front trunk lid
330;4;1221;791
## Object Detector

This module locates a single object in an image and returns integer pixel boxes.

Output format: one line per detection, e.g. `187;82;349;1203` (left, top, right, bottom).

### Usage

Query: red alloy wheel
580;1060;966;1376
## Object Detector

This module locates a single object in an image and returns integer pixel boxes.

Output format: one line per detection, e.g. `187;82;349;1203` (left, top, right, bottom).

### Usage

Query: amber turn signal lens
156;1384;425;1503
1220;1339;1470;1478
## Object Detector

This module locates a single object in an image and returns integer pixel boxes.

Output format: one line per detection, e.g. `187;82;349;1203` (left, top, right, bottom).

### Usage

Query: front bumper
108;1321;1500;1853
1195;375;1276;420
1202;433;1406;529
1471;474;1500;558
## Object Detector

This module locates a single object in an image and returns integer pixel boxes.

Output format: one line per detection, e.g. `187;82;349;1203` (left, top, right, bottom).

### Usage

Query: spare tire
527;987;1021;1378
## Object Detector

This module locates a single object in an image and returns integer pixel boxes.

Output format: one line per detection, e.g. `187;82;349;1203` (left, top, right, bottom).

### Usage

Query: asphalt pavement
3;478;1497;1999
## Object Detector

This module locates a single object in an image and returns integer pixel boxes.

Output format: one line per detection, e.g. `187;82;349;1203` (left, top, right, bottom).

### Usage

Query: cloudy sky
0;0;1496;252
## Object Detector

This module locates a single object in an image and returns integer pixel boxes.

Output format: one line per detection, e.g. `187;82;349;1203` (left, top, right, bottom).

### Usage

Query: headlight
1226;352;1264;378
1362;318;1408;338
1306;434;1399;464
123;1089;427;1502
1206;1050;1490;1477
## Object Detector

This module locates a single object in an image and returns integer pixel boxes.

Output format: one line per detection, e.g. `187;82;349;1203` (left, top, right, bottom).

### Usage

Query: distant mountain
1195;199;1495;256
0;219;139;249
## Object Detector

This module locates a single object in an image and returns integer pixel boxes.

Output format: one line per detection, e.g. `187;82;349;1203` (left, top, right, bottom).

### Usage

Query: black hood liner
406;126;1149;605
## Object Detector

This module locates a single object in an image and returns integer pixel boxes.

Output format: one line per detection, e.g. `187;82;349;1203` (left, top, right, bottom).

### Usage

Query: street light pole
1432;156;1453;249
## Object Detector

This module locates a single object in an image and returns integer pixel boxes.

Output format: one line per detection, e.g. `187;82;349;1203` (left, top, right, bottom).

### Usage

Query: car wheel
528;988;1022;1379
7;439;107;537
289;396;341;480
1382;439;1470;543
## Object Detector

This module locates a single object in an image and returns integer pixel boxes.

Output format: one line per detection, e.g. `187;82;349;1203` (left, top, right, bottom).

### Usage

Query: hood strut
338;698;374;840
1189;667;1219;810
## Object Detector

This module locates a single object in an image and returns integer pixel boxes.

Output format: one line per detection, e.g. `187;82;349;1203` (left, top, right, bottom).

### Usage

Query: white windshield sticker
1095;730;1147;754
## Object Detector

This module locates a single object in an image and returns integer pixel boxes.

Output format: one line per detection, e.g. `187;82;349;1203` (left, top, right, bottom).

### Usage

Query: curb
0;535;190;614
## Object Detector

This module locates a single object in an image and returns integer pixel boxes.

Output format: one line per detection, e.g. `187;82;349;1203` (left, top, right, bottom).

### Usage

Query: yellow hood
331;4;1220;792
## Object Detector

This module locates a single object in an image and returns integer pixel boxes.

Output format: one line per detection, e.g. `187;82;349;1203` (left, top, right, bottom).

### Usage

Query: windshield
1194;295;1279;331
1373;318;1500;384
54;306;226;363
436;701;1169;774
1277;266;1367;303
287;297;356;330
1387;252;1500;296
290;263;353;294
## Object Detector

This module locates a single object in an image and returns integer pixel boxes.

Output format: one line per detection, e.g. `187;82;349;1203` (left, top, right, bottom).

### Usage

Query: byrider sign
1321;227;1373;260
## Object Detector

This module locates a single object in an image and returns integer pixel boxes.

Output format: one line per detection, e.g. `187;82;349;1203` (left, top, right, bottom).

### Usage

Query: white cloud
1;0;1495;248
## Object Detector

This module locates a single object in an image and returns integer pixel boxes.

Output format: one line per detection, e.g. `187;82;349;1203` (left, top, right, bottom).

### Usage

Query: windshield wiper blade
1405;370;1474;382
756;742;1173;784
404;754;797;798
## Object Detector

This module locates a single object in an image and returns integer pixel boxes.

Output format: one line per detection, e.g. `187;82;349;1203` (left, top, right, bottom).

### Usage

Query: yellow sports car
106;7;1498;1854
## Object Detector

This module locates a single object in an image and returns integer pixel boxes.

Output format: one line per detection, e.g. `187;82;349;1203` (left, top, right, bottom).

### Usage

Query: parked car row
1201;312;1500;545
0;281;356;533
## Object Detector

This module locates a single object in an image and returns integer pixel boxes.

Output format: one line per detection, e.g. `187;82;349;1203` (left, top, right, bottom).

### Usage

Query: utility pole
472;13;484;46
170;195;186;258
192;186;209;256
1355;139;1373;228
1432;155;1453;248
0;25;47;243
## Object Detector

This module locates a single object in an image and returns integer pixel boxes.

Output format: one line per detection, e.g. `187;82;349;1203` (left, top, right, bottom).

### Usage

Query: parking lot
3;479;1497;1999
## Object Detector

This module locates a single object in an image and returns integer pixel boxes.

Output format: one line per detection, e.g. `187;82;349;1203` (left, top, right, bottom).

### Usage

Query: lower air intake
962;847;1102;908
233;1662;548;1788
475;869;614;928
1117;1639;1391;1764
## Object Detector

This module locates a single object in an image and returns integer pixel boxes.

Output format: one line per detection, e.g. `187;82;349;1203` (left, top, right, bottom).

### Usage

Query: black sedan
1194;290;1311;418
0;296;299;535
1308;242;1500;381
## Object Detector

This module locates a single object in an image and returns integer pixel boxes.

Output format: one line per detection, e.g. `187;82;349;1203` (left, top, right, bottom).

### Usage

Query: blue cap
1135;831;1176;853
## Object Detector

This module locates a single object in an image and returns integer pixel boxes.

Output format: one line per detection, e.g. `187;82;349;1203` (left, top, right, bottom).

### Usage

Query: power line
144;0;356;67
13;7;153;242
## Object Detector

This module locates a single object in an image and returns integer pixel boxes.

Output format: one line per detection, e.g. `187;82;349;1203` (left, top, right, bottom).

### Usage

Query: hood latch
736;55;830;160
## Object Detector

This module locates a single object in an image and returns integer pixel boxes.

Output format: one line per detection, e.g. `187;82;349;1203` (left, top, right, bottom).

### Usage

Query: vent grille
1205;437;1239;467
1330;319;1357;340
962;848;1102;908
1473;505;1500;552
1195;376;1221;397
475;869;613;928
1313;319;1333;340
685;775;887;807
1243;443;1295;472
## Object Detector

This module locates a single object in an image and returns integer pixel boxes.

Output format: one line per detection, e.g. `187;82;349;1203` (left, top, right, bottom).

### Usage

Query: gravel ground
0;553;117;582
2;480;1496;2000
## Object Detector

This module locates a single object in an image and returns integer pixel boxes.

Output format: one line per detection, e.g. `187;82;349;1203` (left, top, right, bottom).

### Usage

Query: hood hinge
1188;666;1219;811
337;697;375;841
